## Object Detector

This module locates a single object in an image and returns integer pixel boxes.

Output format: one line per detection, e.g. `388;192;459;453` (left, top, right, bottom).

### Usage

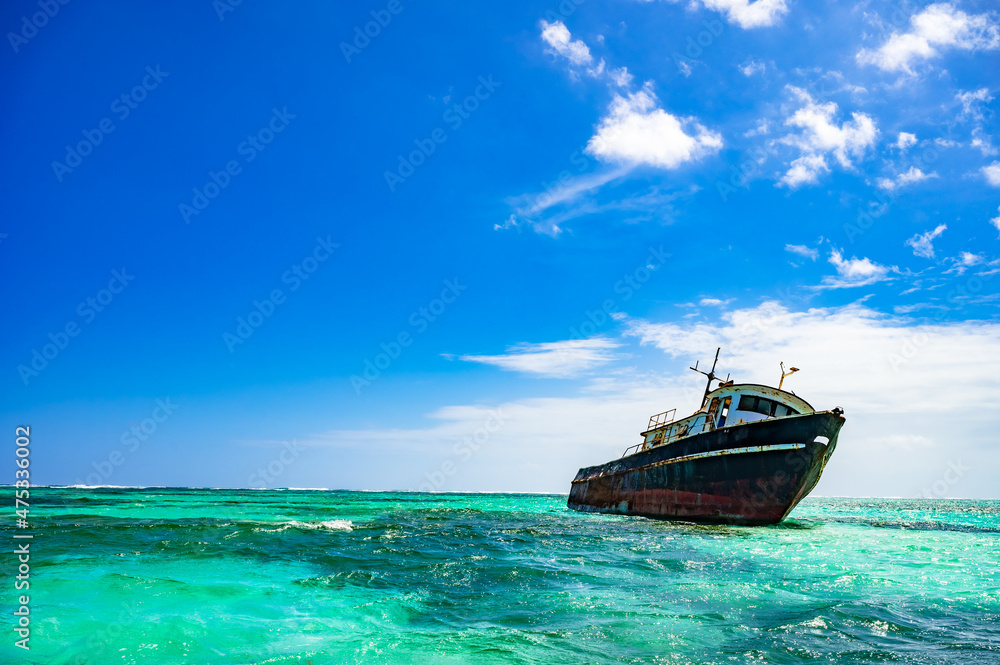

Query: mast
778;362;799;390
689;347;728;408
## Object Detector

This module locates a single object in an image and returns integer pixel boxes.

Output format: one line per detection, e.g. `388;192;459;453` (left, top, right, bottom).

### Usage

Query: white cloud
700;0;788;29
779;87;877;187
822;250;894;288
876;166;938;191
459;338;621;378
645;0;787;29
622;303;1000;421
959;251;983;266
610;66;633;87
983;162;1000;186
502;169;693;236
586;83;723;169
857;3;1000;74
744;120;770;137
781;154;829;187
699;297;733;307
897;166;934;185
508;167;631;219
944;251;984;275
785;244;819;261
540;20;594;67
971;137;998;157
905;223;947;259
739;59;766;76
957;87;993;120
991;206;1000;237
896;132;917;150
955;89;997;156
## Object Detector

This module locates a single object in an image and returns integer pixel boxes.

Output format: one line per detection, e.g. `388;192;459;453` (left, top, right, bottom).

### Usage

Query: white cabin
635;383;815;452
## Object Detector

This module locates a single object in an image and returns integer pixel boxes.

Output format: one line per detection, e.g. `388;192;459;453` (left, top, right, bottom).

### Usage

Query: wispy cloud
983;162;1000;186
699;297;734;307
502;166;632;236
957;87;993;121
944;251;984;276
820;250;895;289
877;166;938;191
610;66;633;87
541;20;594;67
785;243;819;261
857;3;1000;74
459;338;622;378
905;224;947;259
650;0;788;29
699;0;788;28
739;59;766;76
896;132;917;150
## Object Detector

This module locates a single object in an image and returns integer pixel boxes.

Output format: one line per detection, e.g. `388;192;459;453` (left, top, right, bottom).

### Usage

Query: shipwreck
568;349;844;525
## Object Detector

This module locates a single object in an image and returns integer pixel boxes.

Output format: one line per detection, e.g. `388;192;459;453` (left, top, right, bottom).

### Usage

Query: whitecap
253;519;354;533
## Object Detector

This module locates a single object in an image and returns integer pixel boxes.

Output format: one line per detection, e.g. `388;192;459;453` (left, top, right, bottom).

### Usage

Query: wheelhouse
634;383;815;453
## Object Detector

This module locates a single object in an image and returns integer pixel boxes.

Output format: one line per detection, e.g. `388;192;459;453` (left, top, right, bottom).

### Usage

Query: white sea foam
254;519;354;533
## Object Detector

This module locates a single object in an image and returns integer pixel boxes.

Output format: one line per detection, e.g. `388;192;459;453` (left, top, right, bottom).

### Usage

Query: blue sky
2;0;999;497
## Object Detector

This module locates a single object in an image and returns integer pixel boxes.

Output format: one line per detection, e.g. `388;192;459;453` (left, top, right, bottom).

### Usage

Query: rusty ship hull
568;411;844;525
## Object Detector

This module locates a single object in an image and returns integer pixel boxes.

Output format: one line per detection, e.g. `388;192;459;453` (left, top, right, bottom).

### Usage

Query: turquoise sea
3;488;999;664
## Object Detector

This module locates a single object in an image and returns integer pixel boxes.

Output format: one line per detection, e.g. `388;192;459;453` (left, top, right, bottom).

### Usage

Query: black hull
568;411;844;525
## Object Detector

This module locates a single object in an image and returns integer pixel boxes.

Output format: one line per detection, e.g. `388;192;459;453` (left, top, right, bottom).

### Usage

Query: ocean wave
253;519;354;533
828;517;1000;534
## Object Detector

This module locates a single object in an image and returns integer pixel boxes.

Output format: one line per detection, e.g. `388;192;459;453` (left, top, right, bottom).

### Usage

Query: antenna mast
689;347;727;407
778;362;799;390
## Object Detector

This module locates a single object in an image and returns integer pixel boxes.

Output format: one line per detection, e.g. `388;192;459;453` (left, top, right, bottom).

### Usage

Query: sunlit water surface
5;488;999;664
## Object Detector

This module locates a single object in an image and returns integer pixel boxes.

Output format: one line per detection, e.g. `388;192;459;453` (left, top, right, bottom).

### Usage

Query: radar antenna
690;347;727;407
778;362;799;390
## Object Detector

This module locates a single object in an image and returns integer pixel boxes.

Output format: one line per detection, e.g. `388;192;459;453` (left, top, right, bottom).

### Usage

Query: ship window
738;395;785;416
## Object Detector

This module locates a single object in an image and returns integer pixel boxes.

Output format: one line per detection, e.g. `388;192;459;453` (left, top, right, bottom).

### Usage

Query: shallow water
4;488;999;664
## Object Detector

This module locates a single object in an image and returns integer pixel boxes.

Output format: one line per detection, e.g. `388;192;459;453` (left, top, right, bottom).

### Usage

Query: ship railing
647;408;676;430
626;414;719;457
654;416;716;446
621;443;643;458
